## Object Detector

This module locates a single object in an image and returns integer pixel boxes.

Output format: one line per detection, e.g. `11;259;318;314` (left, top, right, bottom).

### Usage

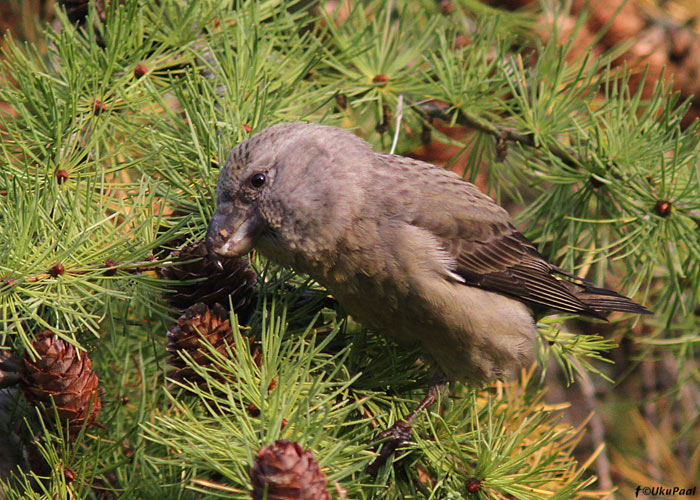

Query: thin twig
415;100;700;227
390;94;404;155
572;358;613;498
415;100;580;168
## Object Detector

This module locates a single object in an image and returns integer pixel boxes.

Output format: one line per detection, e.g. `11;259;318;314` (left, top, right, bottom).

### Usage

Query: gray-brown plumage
206;122;650;384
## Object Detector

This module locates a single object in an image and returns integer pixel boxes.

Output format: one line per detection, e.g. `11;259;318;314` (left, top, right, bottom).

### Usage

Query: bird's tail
574;284;652;318
553;266;652;319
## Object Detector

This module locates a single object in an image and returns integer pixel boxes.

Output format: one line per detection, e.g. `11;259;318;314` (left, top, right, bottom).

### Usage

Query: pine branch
416;99;582;169
0;1;696;498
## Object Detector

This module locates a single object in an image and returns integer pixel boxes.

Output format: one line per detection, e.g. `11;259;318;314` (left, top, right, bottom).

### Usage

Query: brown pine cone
166;302;260;383
158;240;257;322
250;440;330;500
0;350;22;388
21;332;100;434
57;0;110;24
0;387;29;482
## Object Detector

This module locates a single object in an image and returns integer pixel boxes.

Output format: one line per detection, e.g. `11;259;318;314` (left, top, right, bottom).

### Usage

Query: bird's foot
366;419;413;476
366;381;446;475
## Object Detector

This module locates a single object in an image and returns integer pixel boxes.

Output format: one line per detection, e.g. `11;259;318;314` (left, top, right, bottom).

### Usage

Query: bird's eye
249;173;266;188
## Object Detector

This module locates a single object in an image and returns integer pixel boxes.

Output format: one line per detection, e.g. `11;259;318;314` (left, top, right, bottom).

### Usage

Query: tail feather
552;266;652;318
572;284;652;318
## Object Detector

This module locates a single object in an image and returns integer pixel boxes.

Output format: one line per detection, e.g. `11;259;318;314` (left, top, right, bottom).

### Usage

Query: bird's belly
325;271;412;343
321;267;537;384
417;285;538;383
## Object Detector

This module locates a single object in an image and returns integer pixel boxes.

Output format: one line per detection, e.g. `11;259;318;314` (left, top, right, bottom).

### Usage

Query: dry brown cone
158;240;257;323
58;0;98;25
166;302;261;384
250;440;330;500
21;331;101;435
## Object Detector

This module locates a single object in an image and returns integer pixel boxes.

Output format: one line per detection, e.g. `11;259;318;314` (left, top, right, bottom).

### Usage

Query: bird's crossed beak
205;206;263;268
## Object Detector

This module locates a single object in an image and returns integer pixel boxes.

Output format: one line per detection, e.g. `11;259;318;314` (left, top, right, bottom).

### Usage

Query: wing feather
440;222;596;315
377;154;649;318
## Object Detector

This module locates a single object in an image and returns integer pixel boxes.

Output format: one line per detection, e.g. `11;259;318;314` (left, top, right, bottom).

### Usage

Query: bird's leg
367;379;447;475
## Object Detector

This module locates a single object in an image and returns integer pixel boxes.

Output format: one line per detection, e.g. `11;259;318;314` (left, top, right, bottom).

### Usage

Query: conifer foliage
0;1;697;499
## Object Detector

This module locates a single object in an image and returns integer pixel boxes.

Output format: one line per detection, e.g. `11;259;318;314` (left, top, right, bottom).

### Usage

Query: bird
206;122;651;470
207;121;650;384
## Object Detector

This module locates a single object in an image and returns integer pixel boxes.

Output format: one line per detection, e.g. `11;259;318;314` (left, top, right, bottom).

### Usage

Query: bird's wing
378;154;646;318
391;161;595;315
440;220;595;315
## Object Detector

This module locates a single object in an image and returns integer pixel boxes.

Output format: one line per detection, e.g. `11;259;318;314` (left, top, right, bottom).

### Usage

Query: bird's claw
366;419;413;475
375;419;412;443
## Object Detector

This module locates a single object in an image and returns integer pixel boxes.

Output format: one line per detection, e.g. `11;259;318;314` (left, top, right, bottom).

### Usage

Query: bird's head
206;123;371;269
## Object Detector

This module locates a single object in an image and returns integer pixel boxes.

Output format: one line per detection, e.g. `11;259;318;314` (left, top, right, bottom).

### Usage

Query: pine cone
166;302;260;383
158;240;257;322
21;332;101;433
0;387;29;482
0;386;51;495
57;0;109;24
250;440;330;500
0;350;22;388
